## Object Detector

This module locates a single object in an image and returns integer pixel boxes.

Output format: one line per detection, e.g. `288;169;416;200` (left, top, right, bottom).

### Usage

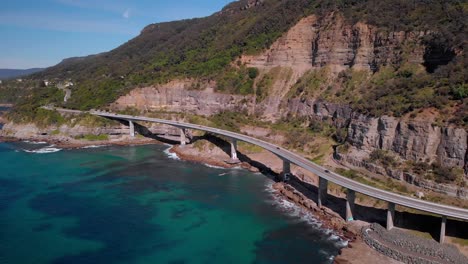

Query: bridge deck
88;110;468;222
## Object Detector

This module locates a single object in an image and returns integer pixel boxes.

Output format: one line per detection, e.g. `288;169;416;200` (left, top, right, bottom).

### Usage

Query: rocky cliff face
282;99;467;175
345;114;467;168
242;13;426;74
112;13;467;182
114;80;251;116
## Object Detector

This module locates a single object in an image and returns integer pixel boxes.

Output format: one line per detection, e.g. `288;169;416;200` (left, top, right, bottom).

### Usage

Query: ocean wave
22;140;47;144
23;147;62;154
163;146;179;160
81;145;106;149
265;182;348;248
204;163;226;169
274;197;322;226
318;249;335;263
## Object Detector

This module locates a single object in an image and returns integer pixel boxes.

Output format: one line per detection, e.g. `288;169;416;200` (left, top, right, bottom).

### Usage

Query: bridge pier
318;177;328;208
180;128;186;145
229;139;240;163
346;189;355;222
387;202;395;230
129;120;135;137
280;160;291;182
440;216;447;243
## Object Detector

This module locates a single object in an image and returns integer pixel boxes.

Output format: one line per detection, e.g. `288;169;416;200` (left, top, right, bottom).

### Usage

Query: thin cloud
123;9;131;19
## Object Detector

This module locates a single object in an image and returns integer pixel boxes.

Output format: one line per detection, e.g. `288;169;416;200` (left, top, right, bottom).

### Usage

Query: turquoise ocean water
0;142;344;264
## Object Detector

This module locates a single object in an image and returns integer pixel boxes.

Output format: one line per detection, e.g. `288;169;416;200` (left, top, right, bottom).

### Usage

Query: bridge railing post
318;177;328;208
129;120;135;137
440;216;447;243
387;202;395;230
180;128;186;145
346;189;355;222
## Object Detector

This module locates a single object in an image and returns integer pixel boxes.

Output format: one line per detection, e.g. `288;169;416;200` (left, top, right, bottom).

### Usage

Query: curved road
87;110;468;222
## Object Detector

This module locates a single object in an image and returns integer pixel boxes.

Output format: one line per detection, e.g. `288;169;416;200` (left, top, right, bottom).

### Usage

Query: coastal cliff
113;80;251;116
241;13;426;74
111;12;466;193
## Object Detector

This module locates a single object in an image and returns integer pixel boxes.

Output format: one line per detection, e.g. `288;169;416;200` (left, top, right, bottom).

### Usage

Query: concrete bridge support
282;160;291;174
440;216;447;243
318;177;328;208
129;120;135;137
346;189;355;222
180;128;186;145
281;160;291;181
387;202;395;230
229;139;240;163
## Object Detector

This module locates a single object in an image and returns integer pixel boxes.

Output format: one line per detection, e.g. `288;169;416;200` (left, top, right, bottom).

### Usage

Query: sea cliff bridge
56;108;468;243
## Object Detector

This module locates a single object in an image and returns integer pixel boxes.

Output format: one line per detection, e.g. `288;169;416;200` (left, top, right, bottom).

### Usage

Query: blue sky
0;0;233;69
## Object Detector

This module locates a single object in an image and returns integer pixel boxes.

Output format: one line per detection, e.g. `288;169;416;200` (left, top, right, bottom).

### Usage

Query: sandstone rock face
345;114;467;170
242;13;426;74
240;12;427;120
241;15;317;75
284;100;467;176
113;80;251;116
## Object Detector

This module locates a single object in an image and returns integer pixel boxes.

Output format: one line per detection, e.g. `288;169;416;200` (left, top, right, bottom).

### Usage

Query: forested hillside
4;0;467;127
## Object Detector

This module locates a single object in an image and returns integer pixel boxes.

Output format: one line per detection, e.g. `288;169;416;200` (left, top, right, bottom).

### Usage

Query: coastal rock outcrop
242;13;426;74
113;80;251;116
284;100;467;178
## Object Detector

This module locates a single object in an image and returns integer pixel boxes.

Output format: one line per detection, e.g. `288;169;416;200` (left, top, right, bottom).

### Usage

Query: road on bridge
87;110;468;222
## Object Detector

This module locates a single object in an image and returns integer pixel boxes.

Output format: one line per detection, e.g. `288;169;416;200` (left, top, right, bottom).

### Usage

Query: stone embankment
362;223;468;264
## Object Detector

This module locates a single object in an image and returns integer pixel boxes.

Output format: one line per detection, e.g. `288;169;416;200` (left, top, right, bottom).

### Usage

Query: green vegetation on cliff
7;0;467;128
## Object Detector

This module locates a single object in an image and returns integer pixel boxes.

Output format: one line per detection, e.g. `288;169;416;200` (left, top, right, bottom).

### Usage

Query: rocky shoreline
0;134;159;149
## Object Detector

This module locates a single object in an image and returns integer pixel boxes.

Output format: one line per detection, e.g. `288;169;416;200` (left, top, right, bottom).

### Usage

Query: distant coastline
0;68;44;79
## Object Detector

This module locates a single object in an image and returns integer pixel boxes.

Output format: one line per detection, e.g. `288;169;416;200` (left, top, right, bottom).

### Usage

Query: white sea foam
265;182;348;248
319;249;335;263
204;163;226;169
81;145;106;149
23;147;62;154
335;239;348;248
22;140;47;144
163;146;180;160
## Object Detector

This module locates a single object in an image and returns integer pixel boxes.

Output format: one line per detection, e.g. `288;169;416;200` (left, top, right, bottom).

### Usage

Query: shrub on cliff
369;150;399;168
